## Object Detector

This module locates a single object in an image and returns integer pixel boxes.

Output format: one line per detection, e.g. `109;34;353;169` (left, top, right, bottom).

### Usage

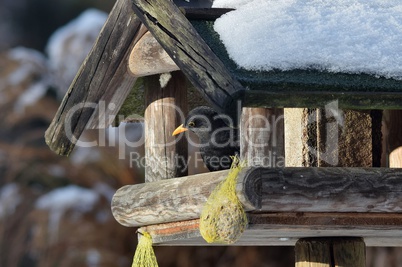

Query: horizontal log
112;167;402;228
128;31;179;77
141;213;402;246
252;167;402;213
111;169;257;227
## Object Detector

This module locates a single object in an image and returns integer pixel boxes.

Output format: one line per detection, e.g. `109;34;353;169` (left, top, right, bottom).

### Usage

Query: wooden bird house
45;0;402;265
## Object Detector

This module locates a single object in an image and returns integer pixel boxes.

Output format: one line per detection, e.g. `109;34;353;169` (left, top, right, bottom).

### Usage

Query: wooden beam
111;167;402;227
112;169;232;227
128;31;179;77
139;213;402;246
45;0;146;156
130;0;245;114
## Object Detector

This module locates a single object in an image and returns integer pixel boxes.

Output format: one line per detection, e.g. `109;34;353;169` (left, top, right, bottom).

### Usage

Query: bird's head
172;106;235;142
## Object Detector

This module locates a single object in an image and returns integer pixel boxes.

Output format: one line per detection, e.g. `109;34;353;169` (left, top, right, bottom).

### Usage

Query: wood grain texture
144;71;188;182
111;170;230;227
143;213;402;246
240;108;284;167
129;31;179;77
295;238;365;267
45;0;146;155
252;167;402;213
112;166;402;227
131;0;245;114
383;110;402;167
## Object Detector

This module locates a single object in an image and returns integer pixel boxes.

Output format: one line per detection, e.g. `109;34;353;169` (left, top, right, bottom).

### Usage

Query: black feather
184;106;239;171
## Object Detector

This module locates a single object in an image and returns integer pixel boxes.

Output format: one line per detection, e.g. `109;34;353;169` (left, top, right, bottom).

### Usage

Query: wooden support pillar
286;107;381;266
383;110;402;167
295;238;365;267
144;71;188;182
285;108;381;167
240;108;284;167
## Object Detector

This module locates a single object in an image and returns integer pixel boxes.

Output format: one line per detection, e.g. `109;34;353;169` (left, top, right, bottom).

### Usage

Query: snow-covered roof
212;0;402;80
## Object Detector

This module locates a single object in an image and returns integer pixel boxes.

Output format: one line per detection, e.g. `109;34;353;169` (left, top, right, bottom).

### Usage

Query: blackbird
172;106;239;171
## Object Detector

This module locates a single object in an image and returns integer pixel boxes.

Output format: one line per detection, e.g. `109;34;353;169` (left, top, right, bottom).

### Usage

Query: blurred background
0;0;400;266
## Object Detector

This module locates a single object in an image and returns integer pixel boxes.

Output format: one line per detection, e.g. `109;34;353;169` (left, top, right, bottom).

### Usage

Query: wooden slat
140;213;402;246
111;167;402;227
247;167;402;212
45;0;145;156
131;0;245;115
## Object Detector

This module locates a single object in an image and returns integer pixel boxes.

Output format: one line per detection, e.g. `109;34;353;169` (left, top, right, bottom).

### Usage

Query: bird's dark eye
188;121;195;127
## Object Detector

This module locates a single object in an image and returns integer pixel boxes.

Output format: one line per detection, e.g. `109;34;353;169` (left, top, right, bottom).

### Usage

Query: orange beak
172;124;188;136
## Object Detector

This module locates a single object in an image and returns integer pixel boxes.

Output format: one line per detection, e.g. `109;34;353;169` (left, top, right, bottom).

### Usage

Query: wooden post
286;107;381;266
383;110;402;167
144;71;188;182
295;238;365;267
240;108;284;167
285;109;381;167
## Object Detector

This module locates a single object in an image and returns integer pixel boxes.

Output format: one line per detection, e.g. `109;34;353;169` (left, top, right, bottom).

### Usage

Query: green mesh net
199;156;248;244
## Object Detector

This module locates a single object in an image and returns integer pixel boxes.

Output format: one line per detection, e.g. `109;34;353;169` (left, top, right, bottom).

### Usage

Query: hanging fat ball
172;106;239;171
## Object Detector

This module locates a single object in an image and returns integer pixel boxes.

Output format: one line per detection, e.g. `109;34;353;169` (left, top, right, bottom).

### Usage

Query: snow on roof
212;0;402;80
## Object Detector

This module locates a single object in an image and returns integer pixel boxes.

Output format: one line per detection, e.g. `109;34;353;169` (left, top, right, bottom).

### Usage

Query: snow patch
0;183;22;219
86;249;101;266
14;81;49;113
213;0;402;79
46;9;108;97
35;185;99;242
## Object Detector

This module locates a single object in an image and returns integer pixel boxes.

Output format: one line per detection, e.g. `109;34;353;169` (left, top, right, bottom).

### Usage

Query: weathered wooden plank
141;213;402;246
45;0;146;156
112;166;402;227
295;238;365;267
130;0;245;114
250;167;402;212
144;71;188;181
